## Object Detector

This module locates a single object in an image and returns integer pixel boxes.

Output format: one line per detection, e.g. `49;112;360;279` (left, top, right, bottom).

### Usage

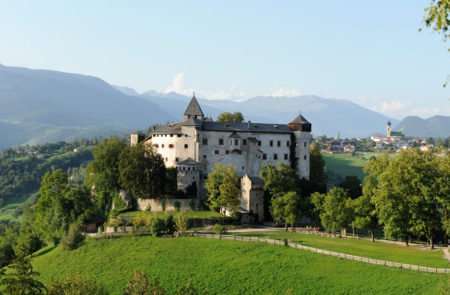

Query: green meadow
32;235;448;294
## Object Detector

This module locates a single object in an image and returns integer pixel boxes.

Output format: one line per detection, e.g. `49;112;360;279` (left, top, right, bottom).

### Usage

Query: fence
189;233;450;274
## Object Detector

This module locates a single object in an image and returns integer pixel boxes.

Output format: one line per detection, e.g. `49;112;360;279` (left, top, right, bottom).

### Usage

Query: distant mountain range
1;64;446;150
394;116;450;138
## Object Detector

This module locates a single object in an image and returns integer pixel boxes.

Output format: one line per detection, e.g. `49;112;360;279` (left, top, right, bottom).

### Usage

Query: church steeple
184;92;205;120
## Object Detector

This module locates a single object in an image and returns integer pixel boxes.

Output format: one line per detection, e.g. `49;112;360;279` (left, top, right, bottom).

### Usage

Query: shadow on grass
33;244;57;258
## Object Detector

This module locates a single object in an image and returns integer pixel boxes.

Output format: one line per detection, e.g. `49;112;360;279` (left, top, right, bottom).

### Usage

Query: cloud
266;88;301;97
165;73;185;93
379;100;408;113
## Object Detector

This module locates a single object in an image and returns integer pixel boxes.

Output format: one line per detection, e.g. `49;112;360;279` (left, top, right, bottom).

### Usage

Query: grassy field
323;152;393;180
32;236;448;294
119;210;222;219
231;231;449;268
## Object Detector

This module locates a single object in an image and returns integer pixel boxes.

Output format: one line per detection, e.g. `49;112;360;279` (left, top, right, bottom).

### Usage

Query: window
184;144;188;149
243;139;247;145
270;140;273;147
284;154;288;160
258;141;261;146
203;155;207;159
162;144;165;148
165;157;168;161
287;141;290;147
226;150;230;155
219;138;224;145
177;134;182;137
175;158;179;162
274;153;278;160
234;139;239;145
304;155;307;160
170;134;173;137
277;140;281;147
215;150;219;155
262;154;267;160
202;138;208;145
304;142;307;147
153;144;159;148
169;144;174;148
188;167;190;171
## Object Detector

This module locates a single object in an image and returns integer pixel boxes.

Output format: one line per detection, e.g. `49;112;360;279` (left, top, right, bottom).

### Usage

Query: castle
131;95;312;220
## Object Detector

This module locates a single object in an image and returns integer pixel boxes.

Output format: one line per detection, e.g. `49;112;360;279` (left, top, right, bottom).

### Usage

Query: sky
0;1;449;120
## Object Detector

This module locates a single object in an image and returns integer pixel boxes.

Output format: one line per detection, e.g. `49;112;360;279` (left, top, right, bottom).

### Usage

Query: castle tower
184;93;205;121
288;114;312;180
386;121;392;138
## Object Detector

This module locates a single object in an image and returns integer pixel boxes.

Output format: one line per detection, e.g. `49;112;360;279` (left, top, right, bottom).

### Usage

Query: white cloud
266;88;301;97
165;73;186;93
380;100;408;113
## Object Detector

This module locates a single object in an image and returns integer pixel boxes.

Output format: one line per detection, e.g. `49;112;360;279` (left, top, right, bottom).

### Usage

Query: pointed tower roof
184;93;204;119
288;114;312;132
290;114;311;125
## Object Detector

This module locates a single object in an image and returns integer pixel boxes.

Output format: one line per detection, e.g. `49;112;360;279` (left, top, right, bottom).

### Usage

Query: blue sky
0;0;448;119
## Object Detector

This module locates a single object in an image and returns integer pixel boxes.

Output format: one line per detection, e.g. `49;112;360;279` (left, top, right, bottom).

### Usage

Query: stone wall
136;198;197;211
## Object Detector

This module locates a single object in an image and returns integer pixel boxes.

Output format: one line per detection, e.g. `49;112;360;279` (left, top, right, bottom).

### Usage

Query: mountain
0;65;174;149
136;90;395;137
394;116;450;138
0;64;399;149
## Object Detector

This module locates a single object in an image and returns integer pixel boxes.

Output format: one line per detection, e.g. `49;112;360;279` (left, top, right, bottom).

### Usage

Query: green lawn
231;231;449;268
119;210;221;219
323;152;393;180
32;236;447;294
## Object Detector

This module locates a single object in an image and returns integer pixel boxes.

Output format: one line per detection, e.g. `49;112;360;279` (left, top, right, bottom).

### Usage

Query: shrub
123;270;166;295
213;224;225;234
151;218;165;237
175;278;208;295
188;199;195;211
174;212;189;236
47;274;108;295
174;200;181;212
146;204;152;212
61;223;84;251
165;215;176;235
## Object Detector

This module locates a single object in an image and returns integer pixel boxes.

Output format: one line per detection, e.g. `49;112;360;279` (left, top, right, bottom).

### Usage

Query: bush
123;270;166;295
174;213;189;236
174;200;181;212
151;218;165;237
132;213;152;229
161;198;167;211
47;274;108;295
146;204;152;212
213;224;225;234
165;215;175;235
61;223;84;251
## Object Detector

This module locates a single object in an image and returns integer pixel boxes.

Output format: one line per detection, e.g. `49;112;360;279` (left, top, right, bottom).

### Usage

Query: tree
205;164;240;215
85;137;126;216
123;270;166;295
373;149;442;248
151;218;166;237
309;143;326;184
349;194;377;242
61;222;84;251
312;187;352;236
119;143;166;199
0;251;45;295
34;170;94;244
259;164;298;198
423;0;450;86
216;112;244;123
435;152;450;245
339;176;362;199
271;191;301;231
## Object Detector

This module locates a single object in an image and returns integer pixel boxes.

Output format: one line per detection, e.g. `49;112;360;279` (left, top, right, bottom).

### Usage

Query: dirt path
443;248;450;263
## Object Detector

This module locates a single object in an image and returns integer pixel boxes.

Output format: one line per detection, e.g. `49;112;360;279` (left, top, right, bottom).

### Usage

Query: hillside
0;64;174;149
394;115;450;138
32;236;447;294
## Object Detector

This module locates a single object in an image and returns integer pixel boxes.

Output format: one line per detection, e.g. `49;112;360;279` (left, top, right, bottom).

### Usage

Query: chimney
248;120;252;129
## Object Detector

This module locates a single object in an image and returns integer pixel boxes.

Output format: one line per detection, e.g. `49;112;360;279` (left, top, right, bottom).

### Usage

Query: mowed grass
119;210;221;219
323;152;393;180
231;231;449;268
32;236;448;295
